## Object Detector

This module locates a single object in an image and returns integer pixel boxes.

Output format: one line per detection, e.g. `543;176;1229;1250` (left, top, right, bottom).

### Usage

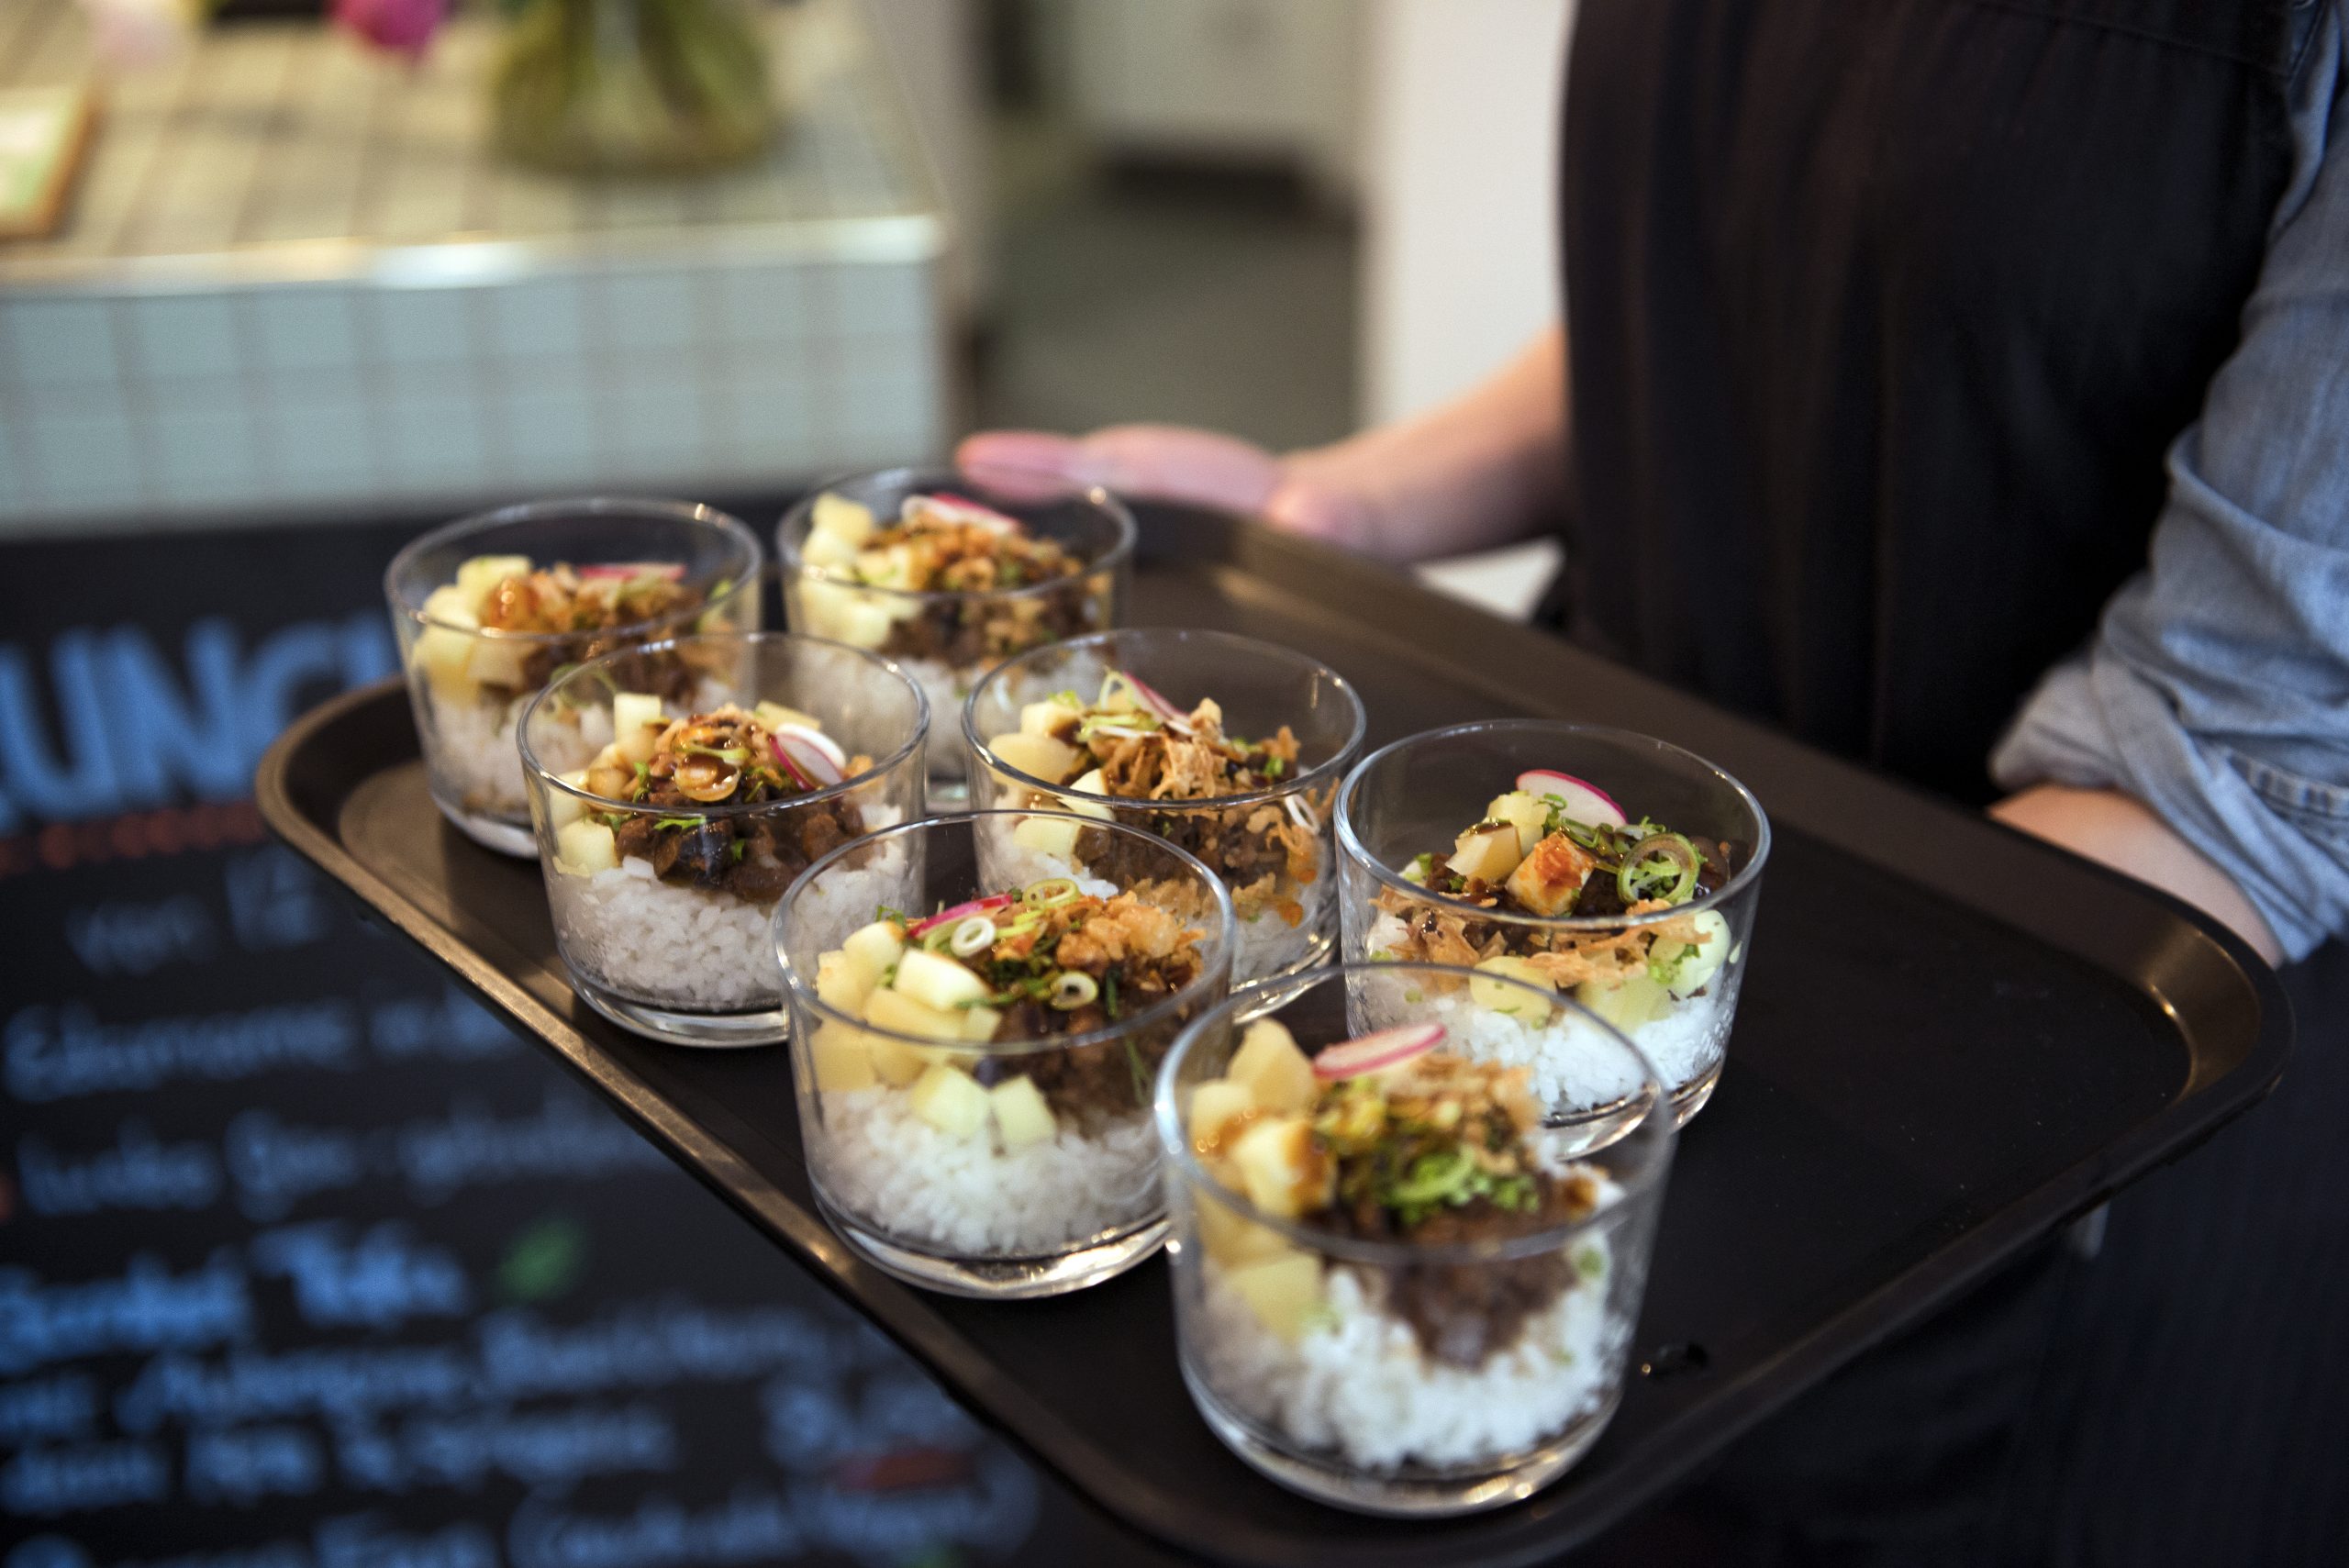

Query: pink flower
332;0;449;59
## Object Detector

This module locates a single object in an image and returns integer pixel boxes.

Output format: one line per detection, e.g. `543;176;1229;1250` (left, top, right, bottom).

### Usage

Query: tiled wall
0;253;944;528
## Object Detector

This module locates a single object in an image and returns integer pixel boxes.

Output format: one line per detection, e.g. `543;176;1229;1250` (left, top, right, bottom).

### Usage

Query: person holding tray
961;1;2349;1561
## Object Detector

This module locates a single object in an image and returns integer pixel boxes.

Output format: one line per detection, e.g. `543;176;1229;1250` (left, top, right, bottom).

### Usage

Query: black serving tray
258;506;2290;1567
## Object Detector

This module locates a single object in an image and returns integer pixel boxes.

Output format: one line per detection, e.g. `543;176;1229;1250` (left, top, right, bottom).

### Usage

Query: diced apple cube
455;554;533;611
584;754;634;801
547;770;591;831
1225;1251;1325;1341
1486;791;1553;855
466;635;529;690
420;584;481;629
829;595;897;649
1187;1080;1258;1149
1227;1019;1317;1114
1507;832;1599;917
1576;973;1671;1033
816;951;875;1014
800;528;859;570
808;1022;878;1093
798;579;904;647
414;625;479;701
867;1037;926;1087
1448;821;1524;884
753;701;821;733
908;1063;992;1139
795;579;859;633
862;986;967;1042
810;493;877;547
1229;1115;1327;1219
853;545;918;589
1471;955;1556;1021
842;920;907;978
959;1006;1004;1044
1020;698;1083;739
1063;770;1117;819
989;1075;1058;1150
556;820;618;875
1196;1194;1295;1270
612;693;667;766
1012;814;1084;859
985;730;1080;784
892;950;991;1013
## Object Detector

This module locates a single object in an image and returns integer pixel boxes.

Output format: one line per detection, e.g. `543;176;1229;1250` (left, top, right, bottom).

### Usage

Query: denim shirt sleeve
1989;3;2349;962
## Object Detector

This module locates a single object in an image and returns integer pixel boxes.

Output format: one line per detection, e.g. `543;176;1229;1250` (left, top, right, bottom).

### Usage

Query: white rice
548;811;904;1014
1232;871;1335;984
422;690;537;817
979;839;1123;903
813;1087;1161;1256
550;857;785;1011
1360;913;1729;1106
1191;1238;1618;1473
893;654;983;788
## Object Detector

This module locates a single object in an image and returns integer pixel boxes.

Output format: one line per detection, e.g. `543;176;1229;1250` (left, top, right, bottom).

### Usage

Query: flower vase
491;0;776;174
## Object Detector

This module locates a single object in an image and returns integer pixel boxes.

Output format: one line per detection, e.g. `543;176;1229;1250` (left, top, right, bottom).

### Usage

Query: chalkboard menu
0;519;1156;1567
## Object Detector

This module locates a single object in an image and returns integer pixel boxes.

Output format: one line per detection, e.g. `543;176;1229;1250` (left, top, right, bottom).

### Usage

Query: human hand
954;425;1377;549
958;324;1572;562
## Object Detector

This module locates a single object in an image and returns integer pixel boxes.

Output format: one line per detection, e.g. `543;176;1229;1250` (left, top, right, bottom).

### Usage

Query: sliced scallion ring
1617;832;1699;905
1049;971;1099;1010
949;917;997;958
1025;878;1080;908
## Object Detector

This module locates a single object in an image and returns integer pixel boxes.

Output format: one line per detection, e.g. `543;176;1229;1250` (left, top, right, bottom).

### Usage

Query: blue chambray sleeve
1990;5;2349;962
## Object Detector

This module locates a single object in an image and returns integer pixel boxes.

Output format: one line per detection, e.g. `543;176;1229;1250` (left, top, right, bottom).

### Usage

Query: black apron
1551;4;2341;1563
1554;0;2321;802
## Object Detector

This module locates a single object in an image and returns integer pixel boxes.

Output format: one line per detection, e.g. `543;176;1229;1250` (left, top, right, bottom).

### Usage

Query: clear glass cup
778;811;1236;1298
1334;721;1770;1127
387;497;763;855
777;465;1136;803
519;632;928;1047
1158;961;1676;1517
963;628;1366;995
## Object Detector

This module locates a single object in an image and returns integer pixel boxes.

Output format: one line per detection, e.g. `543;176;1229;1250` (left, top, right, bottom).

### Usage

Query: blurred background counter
0;0;945;530
0;0;1576;617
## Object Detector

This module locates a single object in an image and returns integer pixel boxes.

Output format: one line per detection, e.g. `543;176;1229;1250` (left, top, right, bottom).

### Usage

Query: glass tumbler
1158;960;1676;1516
1335;720;1770;1126
778;465;1134;803
778;811;1235;1297
963;628;1365;994
520;632;928;1047
387;496;761;855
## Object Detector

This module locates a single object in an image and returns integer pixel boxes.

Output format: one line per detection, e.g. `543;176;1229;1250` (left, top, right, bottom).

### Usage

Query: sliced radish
906;893;1019;939
1517;770;1625;828
1110;669;1194;736
771;729;844;788
578;562;686;582
770;722;847;774
1312;1022;1444;1081
1121;670;1185;721
907;492;1020;534
766;738;814;791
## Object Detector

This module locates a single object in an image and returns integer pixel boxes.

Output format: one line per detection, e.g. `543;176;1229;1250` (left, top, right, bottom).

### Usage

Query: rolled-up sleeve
1991;9;2349;962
